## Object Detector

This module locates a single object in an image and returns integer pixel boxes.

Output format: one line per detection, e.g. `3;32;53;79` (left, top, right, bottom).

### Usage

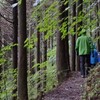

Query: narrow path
43;72;85;100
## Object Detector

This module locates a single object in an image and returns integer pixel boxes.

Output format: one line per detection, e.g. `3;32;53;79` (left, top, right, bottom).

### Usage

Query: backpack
90;49;98;65
98;52;100;63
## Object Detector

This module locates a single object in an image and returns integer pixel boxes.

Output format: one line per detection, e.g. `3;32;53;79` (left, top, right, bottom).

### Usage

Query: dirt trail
43;72;85;100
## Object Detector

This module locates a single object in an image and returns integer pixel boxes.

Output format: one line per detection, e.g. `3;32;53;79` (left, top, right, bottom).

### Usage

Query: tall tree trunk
36;29;41;92
76;0;83;71
77;0;83;27
28;24;35;74
50;36;53;49
0;15;2;100
70;1;76;71
28;1;35;74
12;0;18;99
47;38;50;49
97;1;100;51
43;32;47;91
56;0;70;83
18;0;28;99
36;30;41;70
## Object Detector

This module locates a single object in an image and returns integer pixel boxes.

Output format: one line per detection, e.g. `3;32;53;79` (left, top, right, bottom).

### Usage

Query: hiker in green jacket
75;29;93;78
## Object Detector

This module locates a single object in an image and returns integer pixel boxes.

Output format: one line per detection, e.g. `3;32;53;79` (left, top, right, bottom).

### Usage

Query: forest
0;0;100;100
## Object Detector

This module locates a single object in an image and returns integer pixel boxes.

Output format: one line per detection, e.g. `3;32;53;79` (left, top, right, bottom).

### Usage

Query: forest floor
43;72;86;100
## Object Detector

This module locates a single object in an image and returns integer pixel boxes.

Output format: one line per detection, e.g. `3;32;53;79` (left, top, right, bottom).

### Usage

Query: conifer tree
76;0;83;71
56;0;70;83
71;1;76;71
12;0;18;99
18;0;28;99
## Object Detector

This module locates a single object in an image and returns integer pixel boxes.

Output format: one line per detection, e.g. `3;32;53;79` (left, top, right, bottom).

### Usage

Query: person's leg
86;54;91;75
80;55;85;77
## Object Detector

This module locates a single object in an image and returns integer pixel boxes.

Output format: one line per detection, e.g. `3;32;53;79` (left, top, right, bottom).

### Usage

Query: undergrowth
82;64;100;100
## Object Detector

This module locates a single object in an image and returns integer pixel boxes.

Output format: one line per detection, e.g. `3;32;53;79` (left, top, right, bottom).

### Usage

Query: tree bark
28;24;35;74
0;15;2;100
18;0;28;99
36;26;41;94
97;1;100;51
12;0;18;99
36;30;41;70
70;1;76;71
76;0;83;71
43;32;47;91
56;0;70;83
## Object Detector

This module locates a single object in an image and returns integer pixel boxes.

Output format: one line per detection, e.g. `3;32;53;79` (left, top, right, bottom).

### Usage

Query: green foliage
0;68;17;100
31;0;99;38
32;0;59;40
60;21;68;39
94;36;100;42
0;0;100;99
46;64;57;91
18;0;22;5
0;44;17;66
47;47;56;64
82;65;100;100
24;34;37;49
28;47;57;99
0;58;6;66
27;0;100;98
83;0;90;3
0;43;18;99
28;62;57;99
